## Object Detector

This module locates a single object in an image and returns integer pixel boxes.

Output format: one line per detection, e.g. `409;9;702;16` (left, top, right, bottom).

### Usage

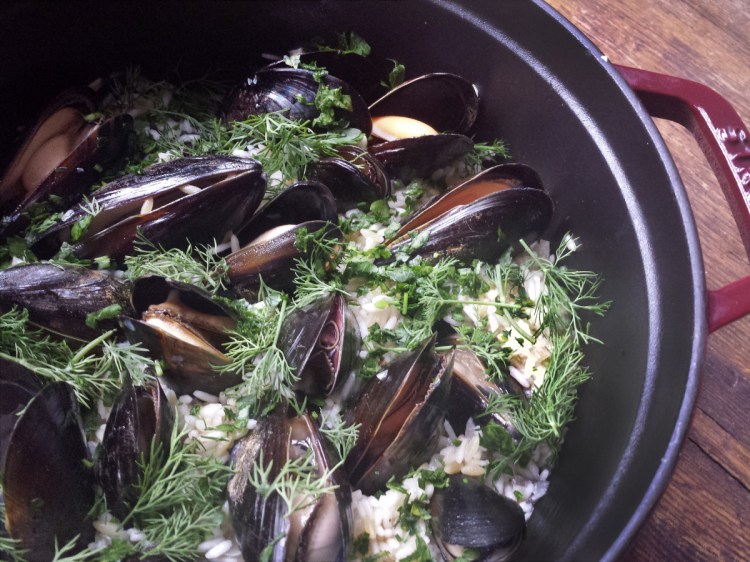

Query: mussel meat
121;276;241;396
369;73;479;139
0;87;133;238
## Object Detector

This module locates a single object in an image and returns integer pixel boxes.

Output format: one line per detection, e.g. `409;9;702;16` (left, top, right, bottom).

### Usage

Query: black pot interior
0;1;705;560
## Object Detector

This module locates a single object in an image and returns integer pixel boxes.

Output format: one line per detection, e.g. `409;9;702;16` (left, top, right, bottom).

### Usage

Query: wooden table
544;0;750;559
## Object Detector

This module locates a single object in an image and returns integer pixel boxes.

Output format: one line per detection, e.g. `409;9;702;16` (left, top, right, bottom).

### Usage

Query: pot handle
615;64;750;333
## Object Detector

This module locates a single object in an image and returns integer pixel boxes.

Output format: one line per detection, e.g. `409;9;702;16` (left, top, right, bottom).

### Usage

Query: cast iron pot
2;1;749;560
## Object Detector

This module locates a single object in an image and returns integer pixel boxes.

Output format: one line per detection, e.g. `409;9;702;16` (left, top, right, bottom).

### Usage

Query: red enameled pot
1;1;749;560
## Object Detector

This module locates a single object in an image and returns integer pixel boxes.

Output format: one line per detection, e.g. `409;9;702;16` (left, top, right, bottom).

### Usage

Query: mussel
430;475;526;562
0;263;133;340
0;360;42;470
223;67;372;134
95;378;174;519
369;73;479;139
307;145;391;213
279;293;361;397
0;88;133;237
264;50;395;104
226;220;341;296
227;408;353;561
344;335;454;494
447;348;525;445
32;155;266;261
369;133;474;183
233;180;338;247
386;187;553;265
393;163;544;239
121;276;242;396
2;381;95;561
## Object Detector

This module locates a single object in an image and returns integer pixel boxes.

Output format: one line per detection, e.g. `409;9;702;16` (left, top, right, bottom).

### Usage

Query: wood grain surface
544;0;750;560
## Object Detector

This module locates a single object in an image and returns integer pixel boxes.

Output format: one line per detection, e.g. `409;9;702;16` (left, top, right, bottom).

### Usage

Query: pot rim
529;1;708;558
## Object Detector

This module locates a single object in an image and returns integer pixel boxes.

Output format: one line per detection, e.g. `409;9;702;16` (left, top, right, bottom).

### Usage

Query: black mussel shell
369;133;473;183
122;277;240;396
228;409;352;562
95;379;174;519
264;51;394;104
0;263;133;340
0;360;42;470
393;163;544;240
0;86;133;238
430;475;526;562
32;155;265;261
388;187;553;264
3;382;95;562
223;67;372;135
307;145;391;213
279;293;360;397
344;335;454;494
226;220;341;296
446;348;524;444
235;180;338;247
369;73;479;137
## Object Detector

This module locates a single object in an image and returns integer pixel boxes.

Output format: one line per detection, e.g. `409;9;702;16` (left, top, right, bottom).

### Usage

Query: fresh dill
484;331;591;472
53;423;232;562
464;138;511;169
520;237;610;346
248;447;339;517
318;410;360;462
219;287;299;415
123;231;229;293
0;308;155;407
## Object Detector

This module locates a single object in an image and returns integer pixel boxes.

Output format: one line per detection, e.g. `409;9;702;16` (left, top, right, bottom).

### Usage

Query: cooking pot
1;1;749;560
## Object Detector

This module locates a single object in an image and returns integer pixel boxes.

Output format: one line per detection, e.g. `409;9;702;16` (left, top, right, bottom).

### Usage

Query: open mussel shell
228;408;352;562
0;263;133;340
430;475;526;562
388;187;553;264
393;163;544;239
279;293;361;397
32;155;266;261
122;277;241;396
369;73;479;138
0;88;133;231
3;382;95;561
0;360;42;470
344;335;454;494
307;145;391;213
369;133;473;183
234;180;337;247
95;378;174;519
223;67;372;135
227;220;341;296
446;348;524;444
